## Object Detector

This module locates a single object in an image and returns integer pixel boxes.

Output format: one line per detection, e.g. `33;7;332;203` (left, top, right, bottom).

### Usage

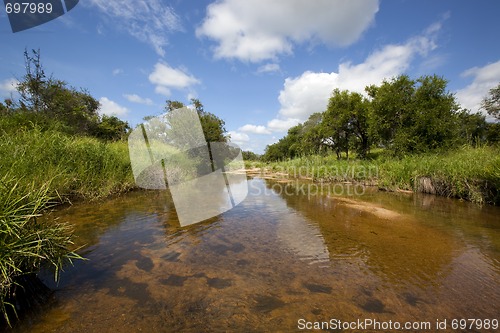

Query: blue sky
1;0;499;153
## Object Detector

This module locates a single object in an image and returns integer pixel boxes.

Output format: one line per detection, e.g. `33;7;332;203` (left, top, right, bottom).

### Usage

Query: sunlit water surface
11;178;500;332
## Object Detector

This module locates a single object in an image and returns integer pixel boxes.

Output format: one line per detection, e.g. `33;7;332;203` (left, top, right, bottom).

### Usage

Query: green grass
378;146;500;204
0;177;82;326
0;127;135;201
254;145;500;205
0;126;135;325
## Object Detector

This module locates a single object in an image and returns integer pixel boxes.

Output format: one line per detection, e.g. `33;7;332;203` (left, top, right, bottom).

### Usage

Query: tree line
0;49;130;141
0;50;231;146
263;75;500;161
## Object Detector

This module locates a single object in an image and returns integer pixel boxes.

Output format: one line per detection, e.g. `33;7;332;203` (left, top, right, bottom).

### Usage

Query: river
12;177;500;332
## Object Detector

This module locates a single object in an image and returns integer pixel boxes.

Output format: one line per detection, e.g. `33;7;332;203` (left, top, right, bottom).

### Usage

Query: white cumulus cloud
0;78;19;98
149;62;200;97
124;94;153;105
239;124;271;134
262;23;441;132
266;118;301;132
456;60;500;116
257;63;281;74
87;0;181;57
237;20;443;137
99;97;128;116
228;131;250;145
196;0;379;62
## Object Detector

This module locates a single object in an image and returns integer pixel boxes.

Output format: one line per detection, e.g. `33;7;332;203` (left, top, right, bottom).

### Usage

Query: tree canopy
0;49;130;141
262;74;498;162
164;98;228;143
482;83;500;121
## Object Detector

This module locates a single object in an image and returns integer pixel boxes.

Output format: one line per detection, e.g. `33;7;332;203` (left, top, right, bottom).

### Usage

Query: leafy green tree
457;110;488;145
92;115;130;141
366;75;415;153
486;123;500;144
301;113;324;155
164;99;228;143
13;49;107;136
322;89;370;159
411;75;460;151
481;83;500;120
242;151;259;161
367;74;460;155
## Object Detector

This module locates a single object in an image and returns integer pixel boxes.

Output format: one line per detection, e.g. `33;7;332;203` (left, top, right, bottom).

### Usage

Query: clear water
11;178;500;332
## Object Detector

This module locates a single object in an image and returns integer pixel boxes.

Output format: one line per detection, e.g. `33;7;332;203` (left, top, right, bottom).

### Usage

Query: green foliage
164;98;228;143
242;150;260;161
266;146;500;205
0;127;134;201
367;74;461;155
322;89;370;159
4;49;130;141
0;177;82;325
457;110;489;145
486;122;500;144
263;73;494;162
482;83;500;120
91;115;130;141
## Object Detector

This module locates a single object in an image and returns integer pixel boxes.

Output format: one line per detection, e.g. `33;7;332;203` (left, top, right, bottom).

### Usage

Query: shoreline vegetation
0;50;135;326
0;127;135;326
244;144;500;205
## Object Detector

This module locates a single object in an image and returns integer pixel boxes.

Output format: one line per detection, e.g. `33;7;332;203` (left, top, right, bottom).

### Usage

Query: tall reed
0;176;81;325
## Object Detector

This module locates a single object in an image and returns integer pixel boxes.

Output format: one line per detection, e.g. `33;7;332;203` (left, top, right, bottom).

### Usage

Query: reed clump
0;177;81;326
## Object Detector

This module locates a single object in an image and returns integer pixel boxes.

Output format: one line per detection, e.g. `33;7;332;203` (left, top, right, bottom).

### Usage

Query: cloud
228;131;250;145
99;97;128;116
238;21;442;137
266;118;301;132
257;63;280;74
0;78;18;98
123;94;153;105
196;0;379;62
112;68;124;76
239;124;271;134
456;60;500;116
149;62;200;97
87;0;181;57
263;23;441;132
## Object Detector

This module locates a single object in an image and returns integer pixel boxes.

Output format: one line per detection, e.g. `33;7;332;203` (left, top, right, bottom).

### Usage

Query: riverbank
0;127;135;325
246;145;500;205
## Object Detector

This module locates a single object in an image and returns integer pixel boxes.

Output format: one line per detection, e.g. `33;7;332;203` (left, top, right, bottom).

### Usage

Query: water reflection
267;180;457;287
11;178;500;332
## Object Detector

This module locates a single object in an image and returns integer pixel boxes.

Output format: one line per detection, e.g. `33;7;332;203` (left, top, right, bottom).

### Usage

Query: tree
17;49;46;112
321;89;370;159
411;75;460;151
482;83;500;120
301;113;324;155
367;74;460;155
366;75;415;153
92;115;130;141
13;49;106;135
242;151;259;161
457;110;488;145
164;98;228;143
